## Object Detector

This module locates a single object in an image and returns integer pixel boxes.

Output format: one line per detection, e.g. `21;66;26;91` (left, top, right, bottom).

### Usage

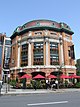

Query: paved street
0;91;80;107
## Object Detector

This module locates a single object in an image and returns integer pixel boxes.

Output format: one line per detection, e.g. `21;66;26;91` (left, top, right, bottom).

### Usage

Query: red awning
60;74;71;79
20;74;31;79
70;74;80;78
33;74;45;79
47;74;57;79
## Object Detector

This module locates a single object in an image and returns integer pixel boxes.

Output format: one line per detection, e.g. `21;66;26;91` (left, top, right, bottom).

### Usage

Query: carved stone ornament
44;30;49;36
28;31;32;36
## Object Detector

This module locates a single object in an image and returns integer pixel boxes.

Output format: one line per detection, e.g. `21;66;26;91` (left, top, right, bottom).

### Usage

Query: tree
76;59;80;76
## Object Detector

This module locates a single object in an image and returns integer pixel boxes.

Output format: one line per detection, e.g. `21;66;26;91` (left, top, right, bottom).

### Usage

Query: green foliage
76;71;80;76
10;79;17;87
67;82;74;88
75;82;80;88
76;59;80;76
36;80;41;89
26;84;33;89
31;80;46;89
65;80;68;87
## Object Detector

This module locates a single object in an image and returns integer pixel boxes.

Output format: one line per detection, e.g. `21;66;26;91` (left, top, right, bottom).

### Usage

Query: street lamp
8;74;10;91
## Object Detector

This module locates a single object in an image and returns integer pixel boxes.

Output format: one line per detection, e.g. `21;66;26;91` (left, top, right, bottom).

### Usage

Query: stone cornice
63;65;76;69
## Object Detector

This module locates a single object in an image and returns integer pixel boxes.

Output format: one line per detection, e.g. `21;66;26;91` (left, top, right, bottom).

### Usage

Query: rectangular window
5;40;11;45
4;46;11;68
34;31;42;35
50;42;59;65
33;42;44;65
21;44;28;67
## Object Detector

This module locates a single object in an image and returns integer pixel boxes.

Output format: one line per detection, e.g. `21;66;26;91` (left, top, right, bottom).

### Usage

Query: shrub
31;80;46;89
67;82;74;88
10;79;17;88
15;83;21;89
75;82;80;88
27;84;33;89
35;80;41;89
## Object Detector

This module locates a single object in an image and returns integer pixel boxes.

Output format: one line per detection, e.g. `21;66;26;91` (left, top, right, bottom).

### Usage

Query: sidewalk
1;84;80;95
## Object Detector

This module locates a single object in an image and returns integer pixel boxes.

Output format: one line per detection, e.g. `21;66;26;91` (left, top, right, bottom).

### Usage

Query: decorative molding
63;65;76;69
11;41;17;46
20;37;59;45
21;41;27;45
63;37;73;42
45;37;49;43
18;65;75;69
49;39;59;43
28;31;32;36
10;65;77;71
22;36;27;40
44;30;49;36
31;38;44;42
10;65;57;70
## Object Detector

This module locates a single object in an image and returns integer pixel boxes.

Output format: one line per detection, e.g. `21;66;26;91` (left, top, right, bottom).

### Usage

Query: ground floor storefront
10;66;76;79
8;66;76;89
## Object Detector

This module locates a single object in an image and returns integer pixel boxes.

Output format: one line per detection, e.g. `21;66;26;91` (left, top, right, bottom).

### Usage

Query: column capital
27;38;32;44
44;37;49;43
59;37;63;45
17;40;21;47
28;31;32;36
44;30;49;36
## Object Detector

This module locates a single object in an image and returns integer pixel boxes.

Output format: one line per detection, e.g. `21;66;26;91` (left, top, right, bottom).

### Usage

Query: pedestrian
46;79;50;89
50;79;56;90
46;79;48;89
33;80;37;90
55;79;58;89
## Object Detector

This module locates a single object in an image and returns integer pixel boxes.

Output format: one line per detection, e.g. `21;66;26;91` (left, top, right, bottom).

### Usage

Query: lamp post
5;73;8;93
8;74;10;91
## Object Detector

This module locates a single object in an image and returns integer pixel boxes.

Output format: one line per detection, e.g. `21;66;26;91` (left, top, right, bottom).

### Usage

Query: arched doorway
18;72;26;77
51;71;63;76
31;71;45;78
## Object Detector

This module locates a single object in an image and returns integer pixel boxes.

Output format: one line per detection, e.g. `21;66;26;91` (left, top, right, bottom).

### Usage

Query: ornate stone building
10;19;76;79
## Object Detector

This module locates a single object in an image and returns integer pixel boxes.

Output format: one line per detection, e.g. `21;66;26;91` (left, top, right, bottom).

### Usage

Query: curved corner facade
10;19;76;78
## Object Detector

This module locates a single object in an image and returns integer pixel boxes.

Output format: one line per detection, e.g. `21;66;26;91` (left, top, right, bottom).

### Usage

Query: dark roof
11;19;74;39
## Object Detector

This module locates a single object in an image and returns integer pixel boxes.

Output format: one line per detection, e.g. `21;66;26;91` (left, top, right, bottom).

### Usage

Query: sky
0;0;80;60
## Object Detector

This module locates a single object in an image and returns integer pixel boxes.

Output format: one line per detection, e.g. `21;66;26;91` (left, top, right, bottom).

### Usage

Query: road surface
0;91;80;107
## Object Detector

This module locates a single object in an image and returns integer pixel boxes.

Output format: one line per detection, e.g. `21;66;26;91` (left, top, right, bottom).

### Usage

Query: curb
1;89;80;96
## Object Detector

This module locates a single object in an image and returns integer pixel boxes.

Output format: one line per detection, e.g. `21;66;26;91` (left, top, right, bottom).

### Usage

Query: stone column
59;37;64;65
45;38;49;66
28;42;31;66
17;41;21;67
60;43;64;65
